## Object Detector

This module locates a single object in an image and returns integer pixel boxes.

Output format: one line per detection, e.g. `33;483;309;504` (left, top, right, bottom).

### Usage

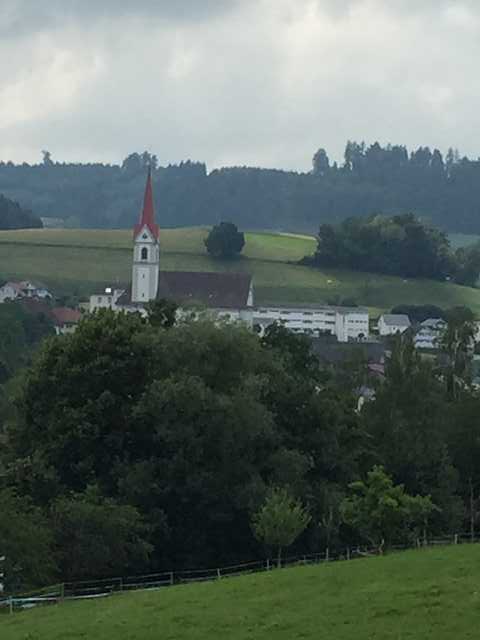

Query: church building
89;171;254;325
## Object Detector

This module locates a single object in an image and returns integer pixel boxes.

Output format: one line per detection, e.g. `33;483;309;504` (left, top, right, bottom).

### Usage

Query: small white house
378;314;411;336
89;286;127;313
0;281;22;302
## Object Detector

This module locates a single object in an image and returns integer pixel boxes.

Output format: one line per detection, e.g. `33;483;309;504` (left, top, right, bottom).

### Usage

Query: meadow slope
1;228;480;314
1;546;480;640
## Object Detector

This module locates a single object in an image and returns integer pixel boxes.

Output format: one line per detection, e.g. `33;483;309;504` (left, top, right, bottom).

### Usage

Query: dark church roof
117;271;253;310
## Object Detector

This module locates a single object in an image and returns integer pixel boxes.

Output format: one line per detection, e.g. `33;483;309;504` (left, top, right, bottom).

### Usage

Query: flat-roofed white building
253;304;369;343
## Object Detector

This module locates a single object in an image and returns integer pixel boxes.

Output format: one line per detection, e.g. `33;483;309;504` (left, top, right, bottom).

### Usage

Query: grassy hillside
2;546;480;639
1;228;480;314
449;233;480;250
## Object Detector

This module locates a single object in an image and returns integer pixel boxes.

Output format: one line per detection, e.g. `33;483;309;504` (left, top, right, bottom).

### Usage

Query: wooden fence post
325;547;329;562
169;572;174;586
346;547;350;561
454;534;458;545
217;568;221;580
266;558;270;571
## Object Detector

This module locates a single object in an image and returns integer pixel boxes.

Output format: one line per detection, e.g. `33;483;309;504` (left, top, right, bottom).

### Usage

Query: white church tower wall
131;169;160;304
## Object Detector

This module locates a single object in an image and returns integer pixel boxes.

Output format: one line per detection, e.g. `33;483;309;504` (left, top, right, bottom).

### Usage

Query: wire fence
1;532;478;614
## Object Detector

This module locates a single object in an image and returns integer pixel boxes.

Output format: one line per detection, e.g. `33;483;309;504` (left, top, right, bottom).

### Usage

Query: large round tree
204;221;245;258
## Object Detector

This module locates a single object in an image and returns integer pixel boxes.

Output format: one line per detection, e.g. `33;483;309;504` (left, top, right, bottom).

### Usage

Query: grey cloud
2;0;480;170
1;0;242;37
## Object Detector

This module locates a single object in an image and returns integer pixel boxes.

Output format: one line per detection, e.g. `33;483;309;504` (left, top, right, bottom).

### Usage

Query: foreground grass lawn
1;228;480;313
2;546;480;639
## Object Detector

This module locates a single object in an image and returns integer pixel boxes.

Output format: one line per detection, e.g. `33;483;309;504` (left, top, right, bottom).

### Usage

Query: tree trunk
469;476;475;542
277;546;282;569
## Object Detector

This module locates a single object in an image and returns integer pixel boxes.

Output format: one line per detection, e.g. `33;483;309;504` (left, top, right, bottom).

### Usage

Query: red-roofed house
51;307;82;335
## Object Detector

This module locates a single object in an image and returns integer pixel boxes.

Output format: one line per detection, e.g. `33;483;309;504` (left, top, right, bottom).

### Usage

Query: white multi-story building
254;304;369;343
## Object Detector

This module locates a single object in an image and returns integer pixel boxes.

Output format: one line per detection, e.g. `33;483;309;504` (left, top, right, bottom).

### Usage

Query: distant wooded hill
1;142;480;233
0;194;42;230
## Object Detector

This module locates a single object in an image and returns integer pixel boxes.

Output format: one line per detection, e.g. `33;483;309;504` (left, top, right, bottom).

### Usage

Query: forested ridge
2;142;480;233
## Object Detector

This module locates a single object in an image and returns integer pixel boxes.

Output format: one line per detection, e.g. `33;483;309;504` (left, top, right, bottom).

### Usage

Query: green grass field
449;233;480;250
1;228;480;314
2;546;480;639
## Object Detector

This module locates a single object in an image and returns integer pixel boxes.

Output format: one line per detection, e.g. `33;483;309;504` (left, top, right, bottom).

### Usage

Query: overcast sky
1;0;479;171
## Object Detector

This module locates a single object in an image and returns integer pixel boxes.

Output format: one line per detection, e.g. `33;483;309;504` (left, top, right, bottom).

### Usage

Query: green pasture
448;233;480;250
0;228;316;261
1;228;480;314
2;546;480;640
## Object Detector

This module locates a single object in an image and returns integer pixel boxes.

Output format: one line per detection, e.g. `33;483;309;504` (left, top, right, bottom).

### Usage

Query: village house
0;280;52;303
377;313;411;336
50;307;83;335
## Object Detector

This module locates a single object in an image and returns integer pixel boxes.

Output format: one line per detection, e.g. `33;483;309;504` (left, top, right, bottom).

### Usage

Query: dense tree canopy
204;222;245;258
3;311;360;577
2;310;480;589
3;142;480;233
306;214;480;284
0;303;54;380
0;193;42;230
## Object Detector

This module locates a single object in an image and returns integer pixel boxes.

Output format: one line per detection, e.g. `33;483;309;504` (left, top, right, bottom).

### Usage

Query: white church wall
131;224;160;303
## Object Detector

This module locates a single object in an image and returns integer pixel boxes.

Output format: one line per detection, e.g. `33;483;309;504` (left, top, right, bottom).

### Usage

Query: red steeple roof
134;168;159;240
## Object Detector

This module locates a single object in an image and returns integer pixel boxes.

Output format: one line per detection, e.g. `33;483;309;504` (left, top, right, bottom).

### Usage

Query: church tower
131;169;160;303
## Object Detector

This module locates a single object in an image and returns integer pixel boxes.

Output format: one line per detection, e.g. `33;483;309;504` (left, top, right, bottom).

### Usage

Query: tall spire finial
134;167;159;239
